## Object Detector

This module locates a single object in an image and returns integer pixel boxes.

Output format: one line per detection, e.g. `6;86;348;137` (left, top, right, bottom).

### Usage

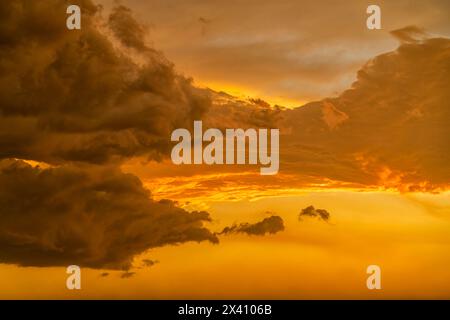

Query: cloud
142;259;159;267
0;159;218;269
0;1;221;270
121;271;135;279
299;206;331;222
0;0;448;274
4;1;447;194
134;31;450;197
125;30;449;195
218;216;285;236
108;5;148;50
0;0;211;165
390;26;428;44
321;101;349;130
203;90;282;130
280;33;450;192
110;0;450;104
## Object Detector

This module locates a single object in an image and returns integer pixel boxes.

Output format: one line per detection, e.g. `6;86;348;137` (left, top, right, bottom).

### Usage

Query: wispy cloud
218;216;285;236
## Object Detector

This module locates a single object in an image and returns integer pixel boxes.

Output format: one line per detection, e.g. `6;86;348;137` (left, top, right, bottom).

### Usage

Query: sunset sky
100;0;450;107
0;0;449;299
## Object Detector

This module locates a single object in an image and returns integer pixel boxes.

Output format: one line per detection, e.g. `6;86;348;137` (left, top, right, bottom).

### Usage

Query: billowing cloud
130;33;450;201
390;26;428;44
204;90;282;130
0;0;448;272
0;159;218;269
3;0;447;194
218;216;285;236
0;0;211;165
299;206;330;222
108;5;148;50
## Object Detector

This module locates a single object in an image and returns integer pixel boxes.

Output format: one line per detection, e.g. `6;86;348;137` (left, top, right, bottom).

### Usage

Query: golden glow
2;190;449;299
196;80;308;109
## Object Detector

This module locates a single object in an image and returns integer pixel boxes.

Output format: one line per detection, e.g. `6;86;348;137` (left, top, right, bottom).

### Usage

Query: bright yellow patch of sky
195;80;308;109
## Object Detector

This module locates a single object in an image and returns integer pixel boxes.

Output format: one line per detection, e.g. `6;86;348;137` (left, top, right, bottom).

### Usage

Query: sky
99;0;450;107
0;0;449;299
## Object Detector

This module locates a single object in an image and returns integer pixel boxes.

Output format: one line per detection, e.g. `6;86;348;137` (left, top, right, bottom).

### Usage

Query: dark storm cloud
219;216;285;236
299;206;330;222
0;0;211;165
0;159;218;269
390;26;428;44
126;29;450;199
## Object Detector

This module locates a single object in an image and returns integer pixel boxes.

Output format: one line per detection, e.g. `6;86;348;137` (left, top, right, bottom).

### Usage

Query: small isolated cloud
299;206;331;222
142;259;159;267
0;159;218;270
100;272;110;278
121;271;135;279
219;216;285;236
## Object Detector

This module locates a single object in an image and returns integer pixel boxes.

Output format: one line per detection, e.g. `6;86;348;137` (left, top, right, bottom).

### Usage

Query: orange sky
0;0;449;300
99;0;450;107
2;190;450;299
